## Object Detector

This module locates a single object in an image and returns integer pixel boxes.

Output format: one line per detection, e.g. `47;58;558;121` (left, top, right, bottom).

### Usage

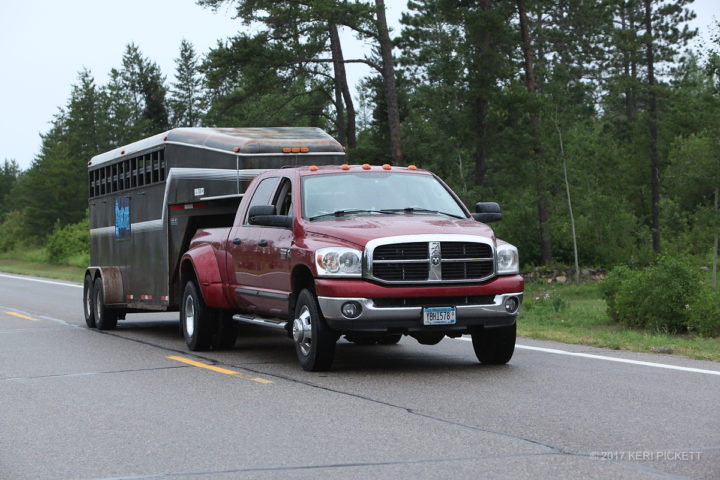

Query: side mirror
248;205;293;228
472;202;502;223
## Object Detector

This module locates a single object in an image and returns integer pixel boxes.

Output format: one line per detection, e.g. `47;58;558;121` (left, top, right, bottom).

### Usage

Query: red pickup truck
180;163;523;370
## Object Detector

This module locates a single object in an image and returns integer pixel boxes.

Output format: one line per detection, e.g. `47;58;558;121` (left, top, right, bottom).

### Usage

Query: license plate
423;306;456;325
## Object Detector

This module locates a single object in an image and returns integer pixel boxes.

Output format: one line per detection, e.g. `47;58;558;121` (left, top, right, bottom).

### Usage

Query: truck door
227;176;294;318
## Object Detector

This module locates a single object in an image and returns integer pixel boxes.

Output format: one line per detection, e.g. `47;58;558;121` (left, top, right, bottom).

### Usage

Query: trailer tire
181;281;212;351
93;277;118;330
471;323;516;365
83;274;96;328
292;289;336;371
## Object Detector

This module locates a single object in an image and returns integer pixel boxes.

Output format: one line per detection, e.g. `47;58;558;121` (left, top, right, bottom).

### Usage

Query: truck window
274;178;292;216
245;176;280;223
302;172;467;220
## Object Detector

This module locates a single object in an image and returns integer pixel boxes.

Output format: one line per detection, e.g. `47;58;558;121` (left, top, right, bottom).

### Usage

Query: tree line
1;0;718;271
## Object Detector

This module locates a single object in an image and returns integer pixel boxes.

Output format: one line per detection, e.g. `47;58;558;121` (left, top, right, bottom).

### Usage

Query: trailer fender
85;267;124;306
181;246;225;308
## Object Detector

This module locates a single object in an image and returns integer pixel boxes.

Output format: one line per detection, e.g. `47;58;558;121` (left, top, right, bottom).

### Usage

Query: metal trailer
83;127;345;328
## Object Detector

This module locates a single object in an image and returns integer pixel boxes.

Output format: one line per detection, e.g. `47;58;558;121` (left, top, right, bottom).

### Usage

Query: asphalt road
1;272;719;480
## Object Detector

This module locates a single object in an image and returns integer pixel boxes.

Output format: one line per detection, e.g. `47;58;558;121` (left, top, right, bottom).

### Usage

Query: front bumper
317;292;523;332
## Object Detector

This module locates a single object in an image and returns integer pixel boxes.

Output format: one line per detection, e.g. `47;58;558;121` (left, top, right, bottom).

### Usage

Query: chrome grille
367;237;495;284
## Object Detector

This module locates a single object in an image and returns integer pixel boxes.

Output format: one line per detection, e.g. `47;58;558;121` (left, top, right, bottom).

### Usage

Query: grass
0;248;86;282
522;281;720;362
0;249;719;362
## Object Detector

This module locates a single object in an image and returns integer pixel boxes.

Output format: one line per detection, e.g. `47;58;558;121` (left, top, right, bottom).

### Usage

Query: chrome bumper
317;292;523;324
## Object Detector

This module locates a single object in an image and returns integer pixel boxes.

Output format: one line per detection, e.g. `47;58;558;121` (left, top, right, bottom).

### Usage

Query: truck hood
303;215;496;248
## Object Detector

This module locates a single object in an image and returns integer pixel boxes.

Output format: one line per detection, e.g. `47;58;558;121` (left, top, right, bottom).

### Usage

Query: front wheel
292;289;337;371
181;281;212;351
471;323;516;365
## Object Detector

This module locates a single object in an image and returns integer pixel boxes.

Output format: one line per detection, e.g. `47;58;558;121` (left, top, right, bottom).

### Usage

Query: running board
232;314;288;330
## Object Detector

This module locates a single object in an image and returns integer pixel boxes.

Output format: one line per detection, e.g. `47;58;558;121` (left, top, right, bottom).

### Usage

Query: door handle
233;238;242;245
258;239;268;247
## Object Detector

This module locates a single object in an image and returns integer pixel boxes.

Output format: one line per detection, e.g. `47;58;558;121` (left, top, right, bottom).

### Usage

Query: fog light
504;297;519;314
341;301;362;319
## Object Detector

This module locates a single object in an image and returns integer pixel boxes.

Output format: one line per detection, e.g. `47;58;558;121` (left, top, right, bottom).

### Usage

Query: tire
211;311;238;350
181;281;212;351
471;323;516;365
93;277;118;330
83;274;96;328
292;289;337;371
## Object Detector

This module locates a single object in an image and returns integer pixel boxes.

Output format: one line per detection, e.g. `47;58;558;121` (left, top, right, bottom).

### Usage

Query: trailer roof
89;127;344;167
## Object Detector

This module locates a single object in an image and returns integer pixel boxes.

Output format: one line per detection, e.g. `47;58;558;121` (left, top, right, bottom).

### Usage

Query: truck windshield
302;172;467;221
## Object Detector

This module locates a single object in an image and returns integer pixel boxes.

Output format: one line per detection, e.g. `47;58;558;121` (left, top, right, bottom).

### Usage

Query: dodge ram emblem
431;254;441;266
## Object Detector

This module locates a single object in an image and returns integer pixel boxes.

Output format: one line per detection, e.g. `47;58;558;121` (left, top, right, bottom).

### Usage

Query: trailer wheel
83;274;96;328
93;277;118;330
292;289;337;371
181;281;212;351
471;323;516;365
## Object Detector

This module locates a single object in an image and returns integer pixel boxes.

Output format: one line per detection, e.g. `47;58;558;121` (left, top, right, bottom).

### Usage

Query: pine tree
119;43;170;136
170;40;205;127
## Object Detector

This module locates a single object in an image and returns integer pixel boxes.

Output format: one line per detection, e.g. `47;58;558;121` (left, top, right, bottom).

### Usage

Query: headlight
315;247;363;277
496;244;519;275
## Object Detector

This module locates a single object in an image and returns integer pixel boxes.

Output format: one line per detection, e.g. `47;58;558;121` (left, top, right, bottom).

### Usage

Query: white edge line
456;337;720;376
0;273;82;288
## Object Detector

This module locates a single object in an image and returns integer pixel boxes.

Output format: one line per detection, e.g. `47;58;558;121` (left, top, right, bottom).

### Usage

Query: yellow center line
5;311;39;321
167;355;273;384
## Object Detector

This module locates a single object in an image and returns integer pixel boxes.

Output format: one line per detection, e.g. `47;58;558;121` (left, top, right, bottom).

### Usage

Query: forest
0;0;718;277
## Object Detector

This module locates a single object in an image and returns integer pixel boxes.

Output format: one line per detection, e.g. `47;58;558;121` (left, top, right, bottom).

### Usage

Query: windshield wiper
380;207;465;219
308;209;399;221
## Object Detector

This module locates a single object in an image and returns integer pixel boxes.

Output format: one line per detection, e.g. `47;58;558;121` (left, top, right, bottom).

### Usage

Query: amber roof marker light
362;164;371;170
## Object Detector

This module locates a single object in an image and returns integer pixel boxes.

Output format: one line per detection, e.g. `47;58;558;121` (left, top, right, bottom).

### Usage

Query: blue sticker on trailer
115;197;130;238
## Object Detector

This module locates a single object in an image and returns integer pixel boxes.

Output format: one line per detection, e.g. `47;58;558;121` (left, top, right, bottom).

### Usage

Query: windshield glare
302;172;467;220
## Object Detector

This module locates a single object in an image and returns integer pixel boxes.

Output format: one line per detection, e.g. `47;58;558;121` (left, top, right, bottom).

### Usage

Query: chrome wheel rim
184;294;195;337
293;305;312;357
95;289;102;322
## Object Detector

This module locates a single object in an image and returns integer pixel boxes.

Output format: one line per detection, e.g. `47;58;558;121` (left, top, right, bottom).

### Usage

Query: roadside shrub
600;265;635;322
0;210;27;251
46;216;89;264
687;290;720;337
602;257;700;333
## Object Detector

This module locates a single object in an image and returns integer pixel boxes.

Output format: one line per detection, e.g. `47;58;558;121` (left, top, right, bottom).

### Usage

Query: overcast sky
1;0;717;171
